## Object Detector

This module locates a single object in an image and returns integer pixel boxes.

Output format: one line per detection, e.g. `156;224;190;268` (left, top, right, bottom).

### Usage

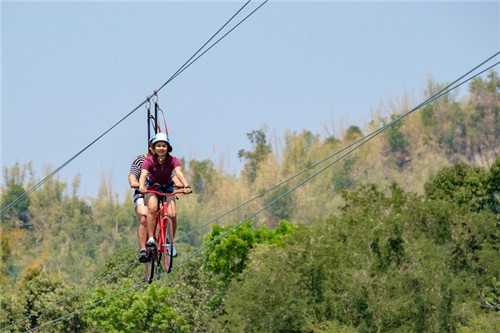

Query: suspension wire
154;97;159;134
0;100;146;217
0;0;267;218
146;96;153;145
156;0;269;93
156;0;253;93
20;52;499;333
149;0;261;139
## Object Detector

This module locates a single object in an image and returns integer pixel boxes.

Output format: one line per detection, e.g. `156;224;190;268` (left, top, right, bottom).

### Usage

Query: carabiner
145;95;151;111
151;90;158;104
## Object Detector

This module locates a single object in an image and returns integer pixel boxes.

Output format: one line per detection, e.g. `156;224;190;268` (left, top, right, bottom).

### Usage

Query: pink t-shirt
142;154;181;185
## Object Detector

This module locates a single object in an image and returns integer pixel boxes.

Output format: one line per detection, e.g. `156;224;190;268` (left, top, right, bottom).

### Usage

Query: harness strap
156;104;169;138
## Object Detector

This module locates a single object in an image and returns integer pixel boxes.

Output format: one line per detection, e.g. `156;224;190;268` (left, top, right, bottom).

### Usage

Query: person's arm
174;166;192;193
171;170;183;187
129;174;139;188
129;157;141;188
172;176;183;188
138;169;149;194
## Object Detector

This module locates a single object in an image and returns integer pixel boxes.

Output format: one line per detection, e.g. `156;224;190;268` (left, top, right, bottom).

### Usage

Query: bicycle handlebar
146;183;192;197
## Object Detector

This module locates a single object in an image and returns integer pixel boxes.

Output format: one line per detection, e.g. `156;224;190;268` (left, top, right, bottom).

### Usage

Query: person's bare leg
167;196;177;239
137;204;148;249
147;196;158;244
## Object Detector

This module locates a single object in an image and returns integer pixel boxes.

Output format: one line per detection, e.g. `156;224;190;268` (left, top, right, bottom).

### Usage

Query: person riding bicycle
129;139;183;263
138;132;191;257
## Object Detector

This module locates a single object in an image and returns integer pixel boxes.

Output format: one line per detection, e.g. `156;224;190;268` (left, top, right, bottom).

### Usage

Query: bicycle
144;182;188;283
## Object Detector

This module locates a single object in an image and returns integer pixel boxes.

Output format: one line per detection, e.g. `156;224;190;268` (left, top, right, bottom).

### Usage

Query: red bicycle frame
145;184;186;282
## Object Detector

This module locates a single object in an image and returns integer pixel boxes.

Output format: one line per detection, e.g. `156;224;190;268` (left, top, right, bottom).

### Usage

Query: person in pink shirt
138;132;192;258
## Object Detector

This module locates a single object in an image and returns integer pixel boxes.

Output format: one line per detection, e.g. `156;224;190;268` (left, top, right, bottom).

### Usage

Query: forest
0;71;499;332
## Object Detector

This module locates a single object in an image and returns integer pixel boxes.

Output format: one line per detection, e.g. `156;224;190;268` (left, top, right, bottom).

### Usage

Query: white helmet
151;132;172;152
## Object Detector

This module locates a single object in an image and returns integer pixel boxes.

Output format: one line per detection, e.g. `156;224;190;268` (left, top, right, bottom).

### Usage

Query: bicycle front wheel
162;217;174;273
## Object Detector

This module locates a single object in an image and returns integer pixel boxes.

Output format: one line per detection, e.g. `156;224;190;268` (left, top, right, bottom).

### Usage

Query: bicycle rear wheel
162;217;174;273
145;246;156;283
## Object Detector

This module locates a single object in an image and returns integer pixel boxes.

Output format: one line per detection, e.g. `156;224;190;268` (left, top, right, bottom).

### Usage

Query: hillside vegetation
1;71;499;332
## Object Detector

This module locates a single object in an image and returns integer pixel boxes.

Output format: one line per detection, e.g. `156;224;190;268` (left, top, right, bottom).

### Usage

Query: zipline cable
157;0;269;93
0;0;268;218
156;0;253;93
0;100;145;217
20;52;500;333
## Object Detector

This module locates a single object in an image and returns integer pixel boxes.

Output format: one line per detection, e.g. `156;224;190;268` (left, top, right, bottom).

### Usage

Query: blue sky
2;1;499;200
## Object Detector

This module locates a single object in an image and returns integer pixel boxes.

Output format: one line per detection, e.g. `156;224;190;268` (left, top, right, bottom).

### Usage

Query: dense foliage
1;71;499;332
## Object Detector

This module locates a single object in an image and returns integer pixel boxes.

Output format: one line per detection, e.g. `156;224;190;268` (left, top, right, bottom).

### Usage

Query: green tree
89;177;137;269
0;227;25;283
344;125;363;141
189;159;216;200
90;247;142;289
332;156;356;191
84;283;189;332
204;221;294;283
203;220;294;317
263;185;294;224
424;162;489;211
468;70;500;115
420;103;435;127
204;222;258;283
281;130;318;175
0;263;87;332
238;129;272;183
161;255;218;333
0;184;31;227
487;155;500;214
218;175;499;332
384;115;410;168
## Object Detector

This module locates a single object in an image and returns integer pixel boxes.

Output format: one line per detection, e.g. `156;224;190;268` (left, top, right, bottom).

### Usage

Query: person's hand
139;186;147;194
184;185;192;194
131;181;139;189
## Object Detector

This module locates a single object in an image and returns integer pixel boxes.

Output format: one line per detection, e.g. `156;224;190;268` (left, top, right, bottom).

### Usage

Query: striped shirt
129;154;147;180
130;154;147;197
